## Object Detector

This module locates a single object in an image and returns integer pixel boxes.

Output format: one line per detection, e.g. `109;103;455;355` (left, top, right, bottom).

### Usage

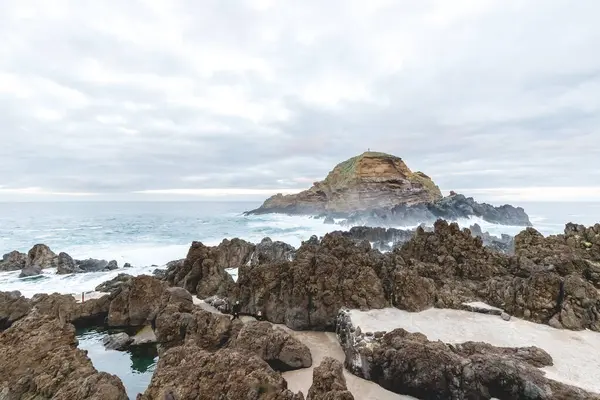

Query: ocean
2;200;600;398
1;200;600;297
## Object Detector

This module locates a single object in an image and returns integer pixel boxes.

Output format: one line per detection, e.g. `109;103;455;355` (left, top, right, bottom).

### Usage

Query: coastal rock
0;313;127;399
469;223;515;254
337;319;597;400
237;233;387;330
103;332;133;350
152;268;167;279
26;243;59;268
57;252;80;274
95;273;134;293
0;291;31;330
107;260;118;270
231;321;312;371
248;151;442;215
165;241;238;297
77;258;109;272
306;357;354;400
108;275;168;327
138;346;303;400
250;237;296;266
18;264;42;278
0;250;26;271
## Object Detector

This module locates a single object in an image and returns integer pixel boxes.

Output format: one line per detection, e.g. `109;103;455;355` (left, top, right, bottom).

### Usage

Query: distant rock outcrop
246;152;531;226
248;151;442;215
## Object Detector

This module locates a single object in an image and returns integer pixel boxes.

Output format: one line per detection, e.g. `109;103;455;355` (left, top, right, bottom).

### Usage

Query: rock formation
246;152;531;226
336;322;598;399
231;321;312;371
96;273;134;293
306;358;354;400
108;275;168;327
237;233;387;330
137;346;304;400
248;151;442;215
0;312;128;399
18;264;42;278
0;250;27;271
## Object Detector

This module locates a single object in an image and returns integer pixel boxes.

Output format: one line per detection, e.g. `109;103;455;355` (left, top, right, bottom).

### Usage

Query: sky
0;0;599;202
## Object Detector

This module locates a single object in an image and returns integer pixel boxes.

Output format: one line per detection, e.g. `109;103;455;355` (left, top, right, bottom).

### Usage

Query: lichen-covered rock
306;357;354;400
138;346;304;400
0;250;26;271
231;321;312;371
0;313;127;399
237;233;387;330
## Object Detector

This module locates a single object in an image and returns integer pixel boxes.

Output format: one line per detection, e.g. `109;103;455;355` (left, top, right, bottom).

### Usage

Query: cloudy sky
1;0;599;202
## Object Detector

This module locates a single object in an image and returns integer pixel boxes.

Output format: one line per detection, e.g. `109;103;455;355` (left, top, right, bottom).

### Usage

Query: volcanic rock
231;321;312;371
57;251;79;274
103;332;133;350
137;346;304;400
26;243;59;268
338;321;597;400
95;273;134;293
306;357;354;400
0;250;26;271
0;312;127;399
77;258;109;272
237;233;387;330
108;275;167;327
18;264;42;278
0;291;31;330
248;151;442;215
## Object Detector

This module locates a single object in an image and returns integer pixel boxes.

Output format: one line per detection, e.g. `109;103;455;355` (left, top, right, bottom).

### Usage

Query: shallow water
76;327;158;399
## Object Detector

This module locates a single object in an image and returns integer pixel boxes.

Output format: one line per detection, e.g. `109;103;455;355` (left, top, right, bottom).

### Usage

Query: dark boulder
18;264;42;278
95;274;133;293
306;357;354;400
0;250;27;272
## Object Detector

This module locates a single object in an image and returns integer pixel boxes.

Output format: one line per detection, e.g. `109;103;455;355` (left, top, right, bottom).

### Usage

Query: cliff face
253;152;442;215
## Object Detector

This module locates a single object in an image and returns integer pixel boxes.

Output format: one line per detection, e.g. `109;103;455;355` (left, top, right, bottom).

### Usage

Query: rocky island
246;151;531;226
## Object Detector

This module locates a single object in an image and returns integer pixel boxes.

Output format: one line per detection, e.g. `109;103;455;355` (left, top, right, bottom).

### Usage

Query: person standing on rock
231;300;241;320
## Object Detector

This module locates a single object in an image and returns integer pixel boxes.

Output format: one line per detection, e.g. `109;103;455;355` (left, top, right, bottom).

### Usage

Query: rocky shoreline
2;220;600;398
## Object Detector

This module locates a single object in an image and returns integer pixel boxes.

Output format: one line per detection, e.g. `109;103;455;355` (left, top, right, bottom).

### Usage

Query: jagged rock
26;243;59;268
57;252;80;274
164;241;238;297
95;273;133;293
340;326;597;400
0;250;26;271
306;357;354;400
469;223;515;254
103;332;132;350
154;303;234;352
204;295;230;313
108;275;168;327
237;233;387;330
250;237;296;266
248;152;442;215
231;321;312;371
138;346;304;400
18;264;42;278
0;313;127;399
0;291;31;330
77;258;109;272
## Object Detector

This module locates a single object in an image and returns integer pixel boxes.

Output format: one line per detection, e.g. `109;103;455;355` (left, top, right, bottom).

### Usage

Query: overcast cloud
1;0;599;202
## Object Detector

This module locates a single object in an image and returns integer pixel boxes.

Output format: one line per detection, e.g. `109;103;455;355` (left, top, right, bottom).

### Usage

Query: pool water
76;327;158;399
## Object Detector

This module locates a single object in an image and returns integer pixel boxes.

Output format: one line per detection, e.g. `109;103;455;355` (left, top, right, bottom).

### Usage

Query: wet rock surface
0;250;27;272
18;264;42;278
96;273;134;293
